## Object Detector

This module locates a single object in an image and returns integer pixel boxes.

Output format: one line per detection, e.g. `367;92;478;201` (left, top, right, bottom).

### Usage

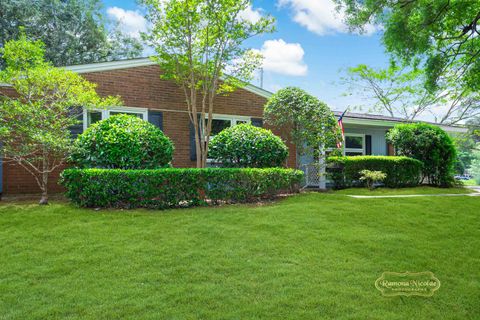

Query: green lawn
332;186;475;195
461;179;479;186
1;193;479;319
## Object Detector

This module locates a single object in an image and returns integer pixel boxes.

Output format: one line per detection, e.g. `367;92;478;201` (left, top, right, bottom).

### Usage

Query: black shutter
190;121;197;161
365;135;372;155
251;118;263;127
148;110;163;131
69;107;84;139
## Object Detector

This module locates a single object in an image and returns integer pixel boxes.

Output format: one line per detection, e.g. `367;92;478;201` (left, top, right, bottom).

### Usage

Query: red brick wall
1;64;296;194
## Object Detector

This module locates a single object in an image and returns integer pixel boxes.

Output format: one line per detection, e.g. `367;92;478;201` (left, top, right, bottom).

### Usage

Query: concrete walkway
348;186;480;199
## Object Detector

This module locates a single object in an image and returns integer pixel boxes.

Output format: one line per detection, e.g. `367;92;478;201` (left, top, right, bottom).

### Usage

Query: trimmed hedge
328;156;423;189
70;114;174;169
387;123;457;187
209;124;288;168
60;168;304;209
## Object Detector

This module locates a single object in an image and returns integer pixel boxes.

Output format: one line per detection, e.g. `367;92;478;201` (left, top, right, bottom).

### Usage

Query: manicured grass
1;194;479;319
461;179;478;186
332;186;475;195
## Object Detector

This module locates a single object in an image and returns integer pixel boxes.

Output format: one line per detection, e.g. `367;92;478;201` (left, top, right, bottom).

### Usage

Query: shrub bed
328;156;423;189
60;168;304;209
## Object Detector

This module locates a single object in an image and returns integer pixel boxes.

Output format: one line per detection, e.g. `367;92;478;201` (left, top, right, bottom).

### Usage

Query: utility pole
260;68;264;88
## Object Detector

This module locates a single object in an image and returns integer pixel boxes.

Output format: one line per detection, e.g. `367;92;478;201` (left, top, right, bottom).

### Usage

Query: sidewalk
348;186;480;199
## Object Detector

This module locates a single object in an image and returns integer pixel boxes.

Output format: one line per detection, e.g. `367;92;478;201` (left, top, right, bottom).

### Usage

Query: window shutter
365;135;372;155
69;107;84;139
251;118;263;127
148;110;163;131
190;121;197;161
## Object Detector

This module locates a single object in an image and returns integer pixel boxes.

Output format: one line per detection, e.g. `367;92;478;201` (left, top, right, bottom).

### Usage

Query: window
344;134;365;156
203;114;251;165
83;107;148;130
203;114;251;139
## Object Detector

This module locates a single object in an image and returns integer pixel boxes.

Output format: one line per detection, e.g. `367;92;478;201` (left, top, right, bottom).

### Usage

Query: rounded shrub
387;123;456;187
209;123;288;168
70;114;174;169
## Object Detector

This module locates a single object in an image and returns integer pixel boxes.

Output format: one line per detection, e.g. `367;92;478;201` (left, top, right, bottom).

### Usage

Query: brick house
0;57;468;194
0;58;296;195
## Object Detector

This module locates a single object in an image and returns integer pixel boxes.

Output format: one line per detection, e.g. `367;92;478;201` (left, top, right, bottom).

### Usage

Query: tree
468;147;480;184
0;35;120;204
264;87;340;188
343;63;480;124
142;0;274;168
335;0;480;92
0;0;143;67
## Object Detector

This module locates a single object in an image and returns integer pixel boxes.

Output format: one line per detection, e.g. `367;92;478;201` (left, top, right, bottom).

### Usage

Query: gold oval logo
375;271;440;297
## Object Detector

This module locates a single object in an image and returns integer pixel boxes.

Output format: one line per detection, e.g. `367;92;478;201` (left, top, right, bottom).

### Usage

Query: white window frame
203;114;251;139
203;114;252;165
344;133;365;156
83;106;148;131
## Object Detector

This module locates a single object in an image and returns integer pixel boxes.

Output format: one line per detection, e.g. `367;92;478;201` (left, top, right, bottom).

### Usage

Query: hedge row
328;156;423;189
60;168;304;209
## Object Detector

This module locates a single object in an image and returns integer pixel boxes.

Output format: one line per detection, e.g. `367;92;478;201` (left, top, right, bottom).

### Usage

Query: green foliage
453;134;479;174
70;115;174;169
336;0;480;91
328;156;422;189
264;87;340;159
60;168;304;209
142;0;275;167
0;35;119;204
359;170;387;190
343;63;480;124
469;148;480;185
209;124;288;168
0;0;142;67
387;123;457;187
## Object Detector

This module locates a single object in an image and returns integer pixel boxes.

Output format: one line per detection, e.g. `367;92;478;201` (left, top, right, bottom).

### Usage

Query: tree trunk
39;154;49;205
39;172;49;205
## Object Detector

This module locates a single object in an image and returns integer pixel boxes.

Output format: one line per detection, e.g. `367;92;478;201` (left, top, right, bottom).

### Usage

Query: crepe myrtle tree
0;34;120;204
142;0;275;168
264;87;340;187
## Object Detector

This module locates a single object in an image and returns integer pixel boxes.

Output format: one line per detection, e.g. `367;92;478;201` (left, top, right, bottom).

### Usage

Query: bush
60;168;304;209
328;156;423;189
70;114;174;169
209;124;288;168
359;170;387;190
387;123;456;187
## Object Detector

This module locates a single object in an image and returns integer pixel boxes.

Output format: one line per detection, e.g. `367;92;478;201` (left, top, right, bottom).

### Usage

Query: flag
336;110;347;148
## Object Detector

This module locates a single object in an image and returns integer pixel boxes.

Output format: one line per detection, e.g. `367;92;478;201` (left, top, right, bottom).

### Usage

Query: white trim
83;106;148;131
64;57;273;99
66;58;155;74
342;117;467;133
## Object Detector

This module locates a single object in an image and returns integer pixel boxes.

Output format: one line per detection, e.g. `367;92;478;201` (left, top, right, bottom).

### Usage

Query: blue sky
102;0;391;111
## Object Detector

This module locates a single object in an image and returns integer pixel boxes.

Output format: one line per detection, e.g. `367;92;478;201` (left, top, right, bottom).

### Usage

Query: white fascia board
343;117;468;133
65;58;155;74
64;57;273;99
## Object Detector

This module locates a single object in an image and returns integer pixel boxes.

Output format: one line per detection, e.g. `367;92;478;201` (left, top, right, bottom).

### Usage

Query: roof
63;57;273;99
333;110;467;133
0;57;469;133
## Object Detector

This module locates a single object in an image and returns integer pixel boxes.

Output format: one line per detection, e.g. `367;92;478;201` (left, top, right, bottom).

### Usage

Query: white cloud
238;5;263;24
107;7;147;38
255;39;308;76
278;0;378;36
